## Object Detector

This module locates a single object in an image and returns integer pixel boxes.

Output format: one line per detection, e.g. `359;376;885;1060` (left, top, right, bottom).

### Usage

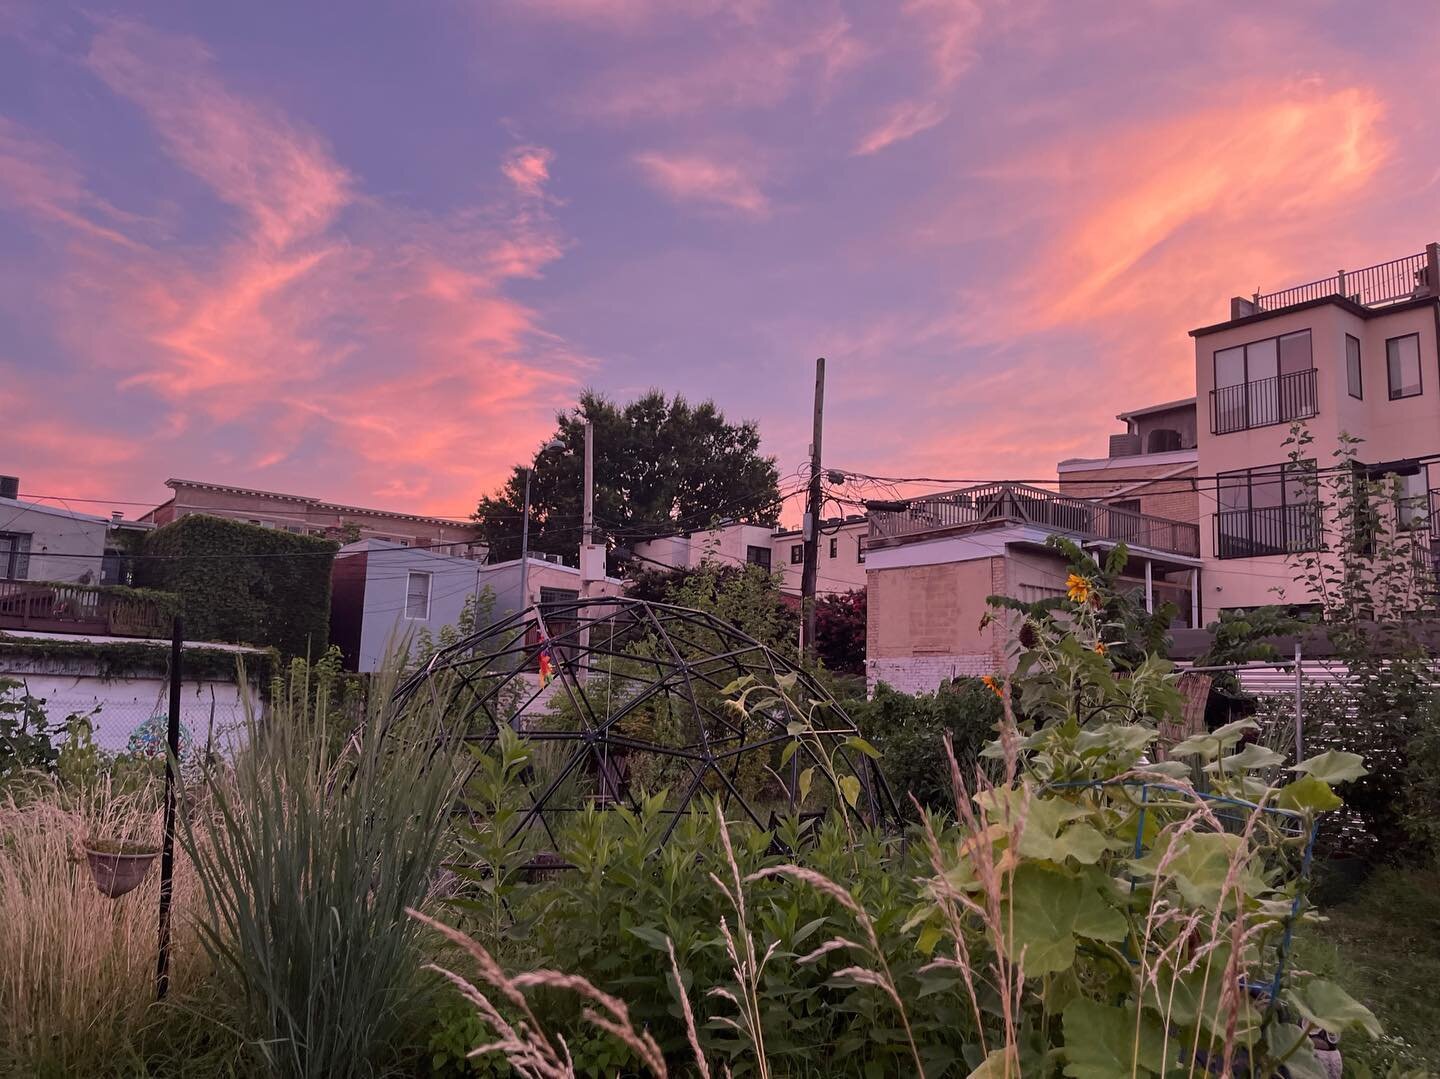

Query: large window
1387;333;1422;399
1346;335;1363;399
1215;461;1321;559
1211;330;1316;433
745;545;772;570
404;571;432;619
0;532;31;580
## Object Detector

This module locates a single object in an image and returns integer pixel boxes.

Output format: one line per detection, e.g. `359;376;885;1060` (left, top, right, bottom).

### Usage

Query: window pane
1214;347;1245;388
1397;470;1429;530
1278;330;1312;375
1246;338;1279;426
790;544;802;564
1218;473;1248;511
1388;334;1421;397
405;571;431;619
1250;466;1283;508
1346;335;1363;398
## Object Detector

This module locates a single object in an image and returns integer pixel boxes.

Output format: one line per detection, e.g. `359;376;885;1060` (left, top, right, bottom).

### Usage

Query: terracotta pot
83;844;160;899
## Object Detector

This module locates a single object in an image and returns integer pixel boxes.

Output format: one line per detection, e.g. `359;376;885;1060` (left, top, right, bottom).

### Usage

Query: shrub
846;679;1001;814
183;652;464;1077
814;588;865;676
138;514;336;656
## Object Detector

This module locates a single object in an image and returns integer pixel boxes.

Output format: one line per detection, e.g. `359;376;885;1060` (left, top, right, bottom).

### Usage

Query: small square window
745;545;772;570
790;544;803;565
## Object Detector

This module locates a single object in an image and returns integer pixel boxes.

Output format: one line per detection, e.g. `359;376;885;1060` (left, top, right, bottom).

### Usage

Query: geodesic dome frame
393;596;896;851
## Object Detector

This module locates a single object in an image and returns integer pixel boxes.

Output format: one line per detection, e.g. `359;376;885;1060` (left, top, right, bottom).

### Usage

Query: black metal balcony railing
1256;252;1429;311
1209;368;1318;435
1214;504;1323;560
869;482;1201;558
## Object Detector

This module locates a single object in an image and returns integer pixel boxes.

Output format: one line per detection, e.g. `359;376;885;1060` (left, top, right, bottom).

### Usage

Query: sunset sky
2;1;1437;522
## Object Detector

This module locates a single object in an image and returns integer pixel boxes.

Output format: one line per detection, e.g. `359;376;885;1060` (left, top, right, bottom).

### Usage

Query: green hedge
137;515;337;657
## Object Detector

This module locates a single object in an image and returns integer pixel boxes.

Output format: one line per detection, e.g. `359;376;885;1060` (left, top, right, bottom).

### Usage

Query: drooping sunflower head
1065;573;1092;604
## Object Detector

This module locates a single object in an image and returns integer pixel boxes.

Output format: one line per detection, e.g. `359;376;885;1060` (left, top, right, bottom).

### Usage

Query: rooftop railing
1255;251;1431;311
868;482;1201;558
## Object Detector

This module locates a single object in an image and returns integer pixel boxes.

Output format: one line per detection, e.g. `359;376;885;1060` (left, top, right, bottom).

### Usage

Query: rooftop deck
0;582;175;639
868;482;1201;559
1253;247;1437;312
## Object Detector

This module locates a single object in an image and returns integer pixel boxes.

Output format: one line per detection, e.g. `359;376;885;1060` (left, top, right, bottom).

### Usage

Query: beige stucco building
1193;244;1440;611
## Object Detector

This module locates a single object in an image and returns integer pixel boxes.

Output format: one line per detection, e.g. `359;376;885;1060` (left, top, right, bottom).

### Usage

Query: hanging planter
83;837;161;899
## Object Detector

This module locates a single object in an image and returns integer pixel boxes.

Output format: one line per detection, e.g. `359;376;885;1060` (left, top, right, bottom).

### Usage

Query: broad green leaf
798;767;814;804
1264;1023;1329;1079
1275;774;1343;812
779;740;799;768
1050;822;1113;866
627;925;670;951
1133;831;1247;909
837;774;861;808
1205;743;1287;773
1061;998;1167;1078
1287;978;1383;1037
1169;718;1258;758
916;921;944;956
775;671;799;691
720;675;754;696
1004;863;1081;976
1072;884;1127;942
1290;750;1368;784
844;736;882;760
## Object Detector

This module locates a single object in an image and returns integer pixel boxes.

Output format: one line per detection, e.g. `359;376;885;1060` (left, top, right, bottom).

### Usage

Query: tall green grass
183;657;464;1078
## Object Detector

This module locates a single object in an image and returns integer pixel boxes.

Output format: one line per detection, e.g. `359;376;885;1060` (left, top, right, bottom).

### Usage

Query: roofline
1189;294;1439;338
1057;448;1198;473
161;478;477;529
1115;396;1196;422
0;496;112;525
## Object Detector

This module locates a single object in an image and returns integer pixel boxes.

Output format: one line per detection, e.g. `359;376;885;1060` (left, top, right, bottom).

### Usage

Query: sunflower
981;675;1004;699
1065;573;1092;604
1093;641;1107;656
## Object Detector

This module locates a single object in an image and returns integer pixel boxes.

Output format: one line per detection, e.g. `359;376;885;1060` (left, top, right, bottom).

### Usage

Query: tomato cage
1047;778;1317;1009
391;596;897;853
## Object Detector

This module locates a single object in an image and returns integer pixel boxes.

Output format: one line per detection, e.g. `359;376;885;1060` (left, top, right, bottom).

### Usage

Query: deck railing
1209;368;1318;435
1214;504;1323;560
1256;251;1429;311
869;482;1200;558
0;581;174;638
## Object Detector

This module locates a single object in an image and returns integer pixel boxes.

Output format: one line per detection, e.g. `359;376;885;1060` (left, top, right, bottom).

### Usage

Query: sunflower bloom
1065;573;1092;604
1093;641;1107;655
981;675;1004;699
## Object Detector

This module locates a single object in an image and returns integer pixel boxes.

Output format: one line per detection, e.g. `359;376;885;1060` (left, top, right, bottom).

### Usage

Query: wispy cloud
853;99;948;156
633;149;769;215
501;145;555;198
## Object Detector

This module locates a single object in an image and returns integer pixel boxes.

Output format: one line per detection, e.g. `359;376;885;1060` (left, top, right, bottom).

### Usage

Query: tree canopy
474;390;781;568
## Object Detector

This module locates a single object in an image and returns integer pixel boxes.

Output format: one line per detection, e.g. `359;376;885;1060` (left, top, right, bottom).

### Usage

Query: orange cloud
633;150;769;215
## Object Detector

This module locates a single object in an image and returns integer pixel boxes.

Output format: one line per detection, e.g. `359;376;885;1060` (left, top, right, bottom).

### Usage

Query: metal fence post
1293;641;1304;766
156;616;182;1000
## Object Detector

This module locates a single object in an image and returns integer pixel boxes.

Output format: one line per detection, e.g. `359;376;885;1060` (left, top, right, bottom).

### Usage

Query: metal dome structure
394;596;895;850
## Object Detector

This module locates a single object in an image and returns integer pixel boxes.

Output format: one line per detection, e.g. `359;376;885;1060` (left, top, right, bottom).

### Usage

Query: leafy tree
815;588;865;676
473;390;780;570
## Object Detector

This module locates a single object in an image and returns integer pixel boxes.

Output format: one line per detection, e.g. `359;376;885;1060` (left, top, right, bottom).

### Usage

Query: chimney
0;476;17;501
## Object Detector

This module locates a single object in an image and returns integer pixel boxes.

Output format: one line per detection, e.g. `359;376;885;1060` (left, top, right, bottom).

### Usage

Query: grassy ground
1294;864;1440;1077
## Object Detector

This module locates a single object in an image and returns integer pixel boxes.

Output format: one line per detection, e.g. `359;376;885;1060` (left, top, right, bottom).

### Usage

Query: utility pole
801;357;825;664
580;419;598;600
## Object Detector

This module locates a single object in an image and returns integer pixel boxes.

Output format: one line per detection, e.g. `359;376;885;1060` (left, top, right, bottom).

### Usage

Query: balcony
1214;504;1323;560
0;581;176;638
1209;368;1317;435
868;482;1200;559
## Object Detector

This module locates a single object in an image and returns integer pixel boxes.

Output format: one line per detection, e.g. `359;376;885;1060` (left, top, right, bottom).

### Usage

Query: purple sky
3;1;1438;522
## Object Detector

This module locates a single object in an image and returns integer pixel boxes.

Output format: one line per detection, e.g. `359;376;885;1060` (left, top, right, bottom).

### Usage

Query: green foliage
814;588;865;676
846;679;1001;815
0;635;275;683
665;558;798;657
0;677;103;789
137;513;336;656
182;652;465;1078
474;389;781;569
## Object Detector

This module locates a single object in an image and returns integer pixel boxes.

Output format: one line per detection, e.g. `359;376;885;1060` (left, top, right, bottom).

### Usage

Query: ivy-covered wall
137;514;337;657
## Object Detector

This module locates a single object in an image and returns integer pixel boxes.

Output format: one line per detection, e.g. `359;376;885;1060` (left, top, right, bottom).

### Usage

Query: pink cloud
854;99;948;156
4;19;589;517
633;150;769;215
87;17;352;249
501;145;555;198
0;119;143;248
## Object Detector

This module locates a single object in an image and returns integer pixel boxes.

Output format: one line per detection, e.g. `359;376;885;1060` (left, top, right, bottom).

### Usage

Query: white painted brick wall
866;654;996;696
